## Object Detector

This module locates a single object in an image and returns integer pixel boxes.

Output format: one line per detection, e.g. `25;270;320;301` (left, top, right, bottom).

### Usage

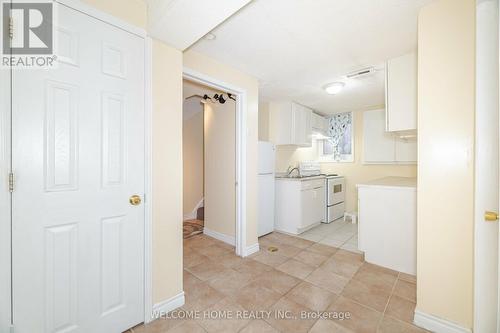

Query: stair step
196;206;204;220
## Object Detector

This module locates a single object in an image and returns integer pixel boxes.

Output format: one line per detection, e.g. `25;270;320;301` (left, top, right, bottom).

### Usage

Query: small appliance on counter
298;161;322;177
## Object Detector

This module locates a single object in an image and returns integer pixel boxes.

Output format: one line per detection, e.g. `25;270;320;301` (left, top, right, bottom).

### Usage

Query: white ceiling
146;0;252;50
190;0;434;114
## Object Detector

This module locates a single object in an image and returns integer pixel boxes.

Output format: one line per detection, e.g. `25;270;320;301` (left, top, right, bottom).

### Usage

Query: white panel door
12;3;145;333
474;1;499;332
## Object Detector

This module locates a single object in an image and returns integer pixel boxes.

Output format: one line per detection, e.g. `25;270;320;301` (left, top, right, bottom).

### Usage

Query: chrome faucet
286;166;301;177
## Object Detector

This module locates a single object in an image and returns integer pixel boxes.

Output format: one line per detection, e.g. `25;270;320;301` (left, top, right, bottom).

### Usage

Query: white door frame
182;68;248;258
0;54;12;331
0;0;156;329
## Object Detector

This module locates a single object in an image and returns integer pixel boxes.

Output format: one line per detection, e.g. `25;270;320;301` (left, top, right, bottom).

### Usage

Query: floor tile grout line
374;271;401;332
182;232;417;333
255;236;341;332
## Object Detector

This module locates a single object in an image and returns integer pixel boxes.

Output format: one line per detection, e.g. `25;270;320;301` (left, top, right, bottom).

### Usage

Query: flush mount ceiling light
204;33;216;40
324;82;345;95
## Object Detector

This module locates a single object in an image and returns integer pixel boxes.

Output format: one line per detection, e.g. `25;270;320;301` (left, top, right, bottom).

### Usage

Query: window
319;112;354;162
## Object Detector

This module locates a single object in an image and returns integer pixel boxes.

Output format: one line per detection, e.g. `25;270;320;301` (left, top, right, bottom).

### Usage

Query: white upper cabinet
386;52;417;132
312;112;328;133
363;109;417;163
269;102;312;146
363;110;397;162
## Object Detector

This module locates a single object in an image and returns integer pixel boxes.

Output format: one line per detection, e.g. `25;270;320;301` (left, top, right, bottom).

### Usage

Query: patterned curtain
326;112;352;160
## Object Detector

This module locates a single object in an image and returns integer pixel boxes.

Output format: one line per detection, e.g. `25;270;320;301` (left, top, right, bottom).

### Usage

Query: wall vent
346;67;376;79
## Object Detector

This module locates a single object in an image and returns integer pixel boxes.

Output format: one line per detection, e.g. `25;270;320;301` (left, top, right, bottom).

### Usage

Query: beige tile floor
129;232;427;333
297;219;360;253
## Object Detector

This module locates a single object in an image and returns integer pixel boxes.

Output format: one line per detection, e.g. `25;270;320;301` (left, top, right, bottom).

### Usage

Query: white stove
325;175;345;223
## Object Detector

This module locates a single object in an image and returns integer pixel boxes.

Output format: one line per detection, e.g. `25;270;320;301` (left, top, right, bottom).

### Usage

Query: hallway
131;232;424;333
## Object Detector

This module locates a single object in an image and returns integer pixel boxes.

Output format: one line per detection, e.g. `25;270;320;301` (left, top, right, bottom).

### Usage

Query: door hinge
8;16;13;40
8;172;14;192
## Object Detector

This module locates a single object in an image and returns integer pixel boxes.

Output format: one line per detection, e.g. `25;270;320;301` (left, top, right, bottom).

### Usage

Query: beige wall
204;101;236;237
258;103;270;141
271;108;418;212
82;0;184;305
183;50;259;247
82;0;147;29
183;104;204;216
416;0;475;328
151;41;184;304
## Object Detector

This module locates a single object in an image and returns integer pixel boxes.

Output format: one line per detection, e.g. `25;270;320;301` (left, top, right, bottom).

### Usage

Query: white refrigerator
258;141;276;237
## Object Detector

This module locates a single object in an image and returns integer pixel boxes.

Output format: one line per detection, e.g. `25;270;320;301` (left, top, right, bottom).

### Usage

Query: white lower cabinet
275;178;325;234
357;178;417;275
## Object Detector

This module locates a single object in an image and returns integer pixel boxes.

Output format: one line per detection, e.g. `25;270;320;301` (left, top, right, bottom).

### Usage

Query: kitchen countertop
275;175;326;181
356;177;417;190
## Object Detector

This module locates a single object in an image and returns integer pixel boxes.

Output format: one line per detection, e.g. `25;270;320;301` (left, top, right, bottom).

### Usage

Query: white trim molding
143;37;154;324
182;67;248;258
414;310;472;333
56;0;146;37
151;292;185;321
203;228;236;246
0;45;12;332
243;243;260;257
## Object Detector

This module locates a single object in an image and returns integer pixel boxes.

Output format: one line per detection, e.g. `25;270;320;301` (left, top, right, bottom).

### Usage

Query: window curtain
326;112;352;160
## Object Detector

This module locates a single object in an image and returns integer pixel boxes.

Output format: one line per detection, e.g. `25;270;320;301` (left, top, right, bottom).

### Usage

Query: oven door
327;202;345;222
328;178;345;206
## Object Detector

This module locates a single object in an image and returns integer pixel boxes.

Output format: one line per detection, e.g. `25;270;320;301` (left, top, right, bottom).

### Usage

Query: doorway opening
182;69;248;259
182;79;236;246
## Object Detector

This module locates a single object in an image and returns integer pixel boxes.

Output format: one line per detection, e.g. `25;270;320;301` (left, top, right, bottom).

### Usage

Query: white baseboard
414;310;472;333
203;228;235;246
243;243;260;257
151;291;185;320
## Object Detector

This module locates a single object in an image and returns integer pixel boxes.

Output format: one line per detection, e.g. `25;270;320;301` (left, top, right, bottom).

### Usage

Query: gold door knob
485;211;499;222
129;195;142;206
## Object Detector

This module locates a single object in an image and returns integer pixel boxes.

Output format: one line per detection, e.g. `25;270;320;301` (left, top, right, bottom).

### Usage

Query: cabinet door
302;107;312;146
301;187;325;228
300;189;314;228
386;52;417;131
312;113;329;132
395;137;417;162
292;103;312;146
363;109;396;163
269;102;293;145
321;116;329;132
315;186;326;223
